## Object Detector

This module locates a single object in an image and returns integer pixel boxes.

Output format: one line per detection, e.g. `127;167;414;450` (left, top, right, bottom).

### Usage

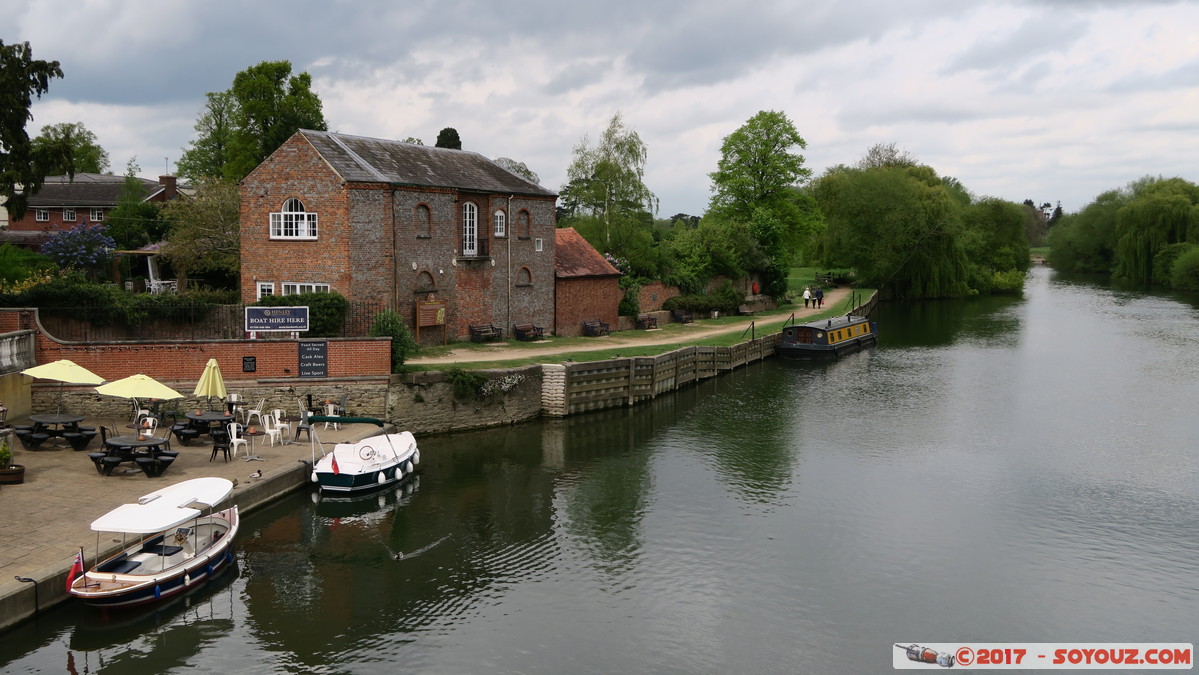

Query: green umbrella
21;359;104;414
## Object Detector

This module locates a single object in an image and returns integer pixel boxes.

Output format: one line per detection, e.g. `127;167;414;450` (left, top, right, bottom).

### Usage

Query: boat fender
413;449;420;465
377;471;386;484
154;584;161;600
311;471;319;483
404;461;413;474
184;573;191;586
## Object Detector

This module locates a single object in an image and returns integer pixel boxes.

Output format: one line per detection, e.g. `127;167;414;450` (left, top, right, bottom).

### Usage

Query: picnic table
95;435;175;477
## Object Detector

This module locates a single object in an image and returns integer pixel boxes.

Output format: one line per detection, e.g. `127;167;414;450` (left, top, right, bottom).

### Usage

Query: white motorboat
307;416;420;493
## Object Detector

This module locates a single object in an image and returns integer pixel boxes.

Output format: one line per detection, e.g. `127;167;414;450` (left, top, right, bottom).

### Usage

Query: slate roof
299;129;557;198
554;227;620;279
28;173;159;207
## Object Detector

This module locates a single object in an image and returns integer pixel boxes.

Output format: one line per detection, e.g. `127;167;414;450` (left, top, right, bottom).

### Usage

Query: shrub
369;309;420;372
1170;245;1199;291
255;291;349;337
445;367;488;399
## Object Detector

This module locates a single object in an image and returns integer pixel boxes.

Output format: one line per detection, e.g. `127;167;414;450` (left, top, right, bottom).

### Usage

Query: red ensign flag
66;548;85;591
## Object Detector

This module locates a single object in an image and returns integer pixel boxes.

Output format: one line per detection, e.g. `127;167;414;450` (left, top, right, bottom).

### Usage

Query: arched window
517;267;532;286
270;198;319;239
462;202;478;255
414;204;432;237
416;271;435;291
518;210;531;238
494;209;506;238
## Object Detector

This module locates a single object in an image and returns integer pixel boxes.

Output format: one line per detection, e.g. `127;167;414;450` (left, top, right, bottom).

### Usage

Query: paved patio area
0;415;387;631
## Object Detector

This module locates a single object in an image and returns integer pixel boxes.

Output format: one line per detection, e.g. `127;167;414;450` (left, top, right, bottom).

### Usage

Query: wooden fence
542;333;780;417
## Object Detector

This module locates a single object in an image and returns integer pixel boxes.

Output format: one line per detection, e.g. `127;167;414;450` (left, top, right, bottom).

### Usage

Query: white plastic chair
324;402;340;430
228;423;248;458
261;414;282;446
136;415;158;435
132;398;152;422
271;409;291;440
243;398;265;426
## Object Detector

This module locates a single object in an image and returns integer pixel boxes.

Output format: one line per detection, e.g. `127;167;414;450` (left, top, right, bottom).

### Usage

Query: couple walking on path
803;286;824;309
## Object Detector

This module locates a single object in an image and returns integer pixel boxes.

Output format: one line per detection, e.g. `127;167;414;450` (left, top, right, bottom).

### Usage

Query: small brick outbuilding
554;227;622;337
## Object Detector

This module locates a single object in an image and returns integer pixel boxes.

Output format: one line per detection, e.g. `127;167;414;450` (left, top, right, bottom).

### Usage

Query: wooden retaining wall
541;333;780;417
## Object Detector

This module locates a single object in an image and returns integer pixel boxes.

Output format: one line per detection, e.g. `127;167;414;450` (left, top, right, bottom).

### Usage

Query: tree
856;142;917;170
160;177;241;288
435;127;462;149
39;222;115;278
32;122;109;174
708;110;812;223
493;157;539;184
0;40;68;220
563;112;658;251
401;137;424;145
221;61;327;179
1113;176;1199;283
176;91;236;180
105;158;168;250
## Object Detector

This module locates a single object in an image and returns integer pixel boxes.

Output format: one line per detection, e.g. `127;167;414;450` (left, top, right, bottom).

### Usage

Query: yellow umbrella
96;374;183;401
193;358;227;403
21;359;104;413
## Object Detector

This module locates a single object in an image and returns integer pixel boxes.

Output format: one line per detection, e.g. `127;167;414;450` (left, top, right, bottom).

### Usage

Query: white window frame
462;202;478;255
256;282;275;300
269;198;319;240
35;209;49;222
534;237;544;252
63;208;76;222
281;282;331;295
493;209;506;238
90;208;104;222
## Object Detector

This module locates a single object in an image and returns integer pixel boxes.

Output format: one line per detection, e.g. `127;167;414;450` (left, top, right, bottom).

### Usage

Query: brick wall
554;276;621;337
637;281;681;312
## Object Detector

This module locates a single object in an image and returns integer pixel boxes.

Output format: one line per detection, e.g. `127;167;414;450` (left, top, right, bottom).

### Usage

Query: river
2;266;1197;673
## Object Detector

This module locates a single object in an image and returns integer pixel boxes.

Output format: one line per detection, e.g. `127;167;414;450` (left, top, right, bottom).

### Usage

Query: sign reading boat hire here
245;306;309;332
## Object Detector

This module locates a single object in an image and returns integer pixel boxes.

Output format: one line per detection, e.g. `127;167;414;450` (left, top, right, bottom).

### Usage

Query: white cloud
13;0;1199;215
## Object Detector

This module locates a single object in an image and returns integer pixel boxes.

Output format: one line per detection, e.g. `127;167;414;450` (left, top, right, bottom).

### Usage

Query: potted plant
0;432;25;484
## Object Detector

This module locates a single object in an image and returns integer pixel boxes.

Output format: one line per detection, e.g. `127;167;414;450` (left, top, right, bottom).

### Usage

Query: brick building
554;227;622;337
1;173;179;249
240;130;558;343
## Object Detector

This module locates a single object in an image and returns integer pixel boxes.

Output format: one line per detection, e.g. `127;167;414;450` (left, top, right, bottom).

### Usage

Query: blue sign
245;306;309;332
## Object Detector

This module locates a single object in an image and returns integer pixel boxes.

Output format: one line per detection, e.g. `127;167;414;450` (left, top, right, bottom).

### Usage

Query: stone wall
388;366;544;435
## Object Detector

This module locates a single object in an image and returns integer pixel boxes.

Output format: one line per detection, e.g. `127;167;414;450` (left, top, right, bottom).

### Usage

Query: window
63;208;76;222
534;238;543;252
493;209;506;237
256;282;275;299
91;208;104;221
462;202;478;255
281;282;330;295
35;209;49;222
270;198;319;240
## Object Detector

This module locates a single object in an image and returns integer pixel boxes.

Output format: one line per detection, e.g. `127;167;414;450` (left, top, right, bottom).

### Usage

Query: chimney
159;175;177;200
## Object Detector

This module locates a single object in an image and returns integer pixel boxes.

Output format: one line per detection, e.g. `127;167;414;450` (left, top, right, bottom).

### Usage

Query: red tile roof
554;227;620;279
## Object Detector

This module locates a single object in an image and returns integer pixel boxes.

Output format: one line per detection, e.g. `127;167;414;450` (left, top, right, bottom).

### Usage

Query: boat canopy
89;477;233;534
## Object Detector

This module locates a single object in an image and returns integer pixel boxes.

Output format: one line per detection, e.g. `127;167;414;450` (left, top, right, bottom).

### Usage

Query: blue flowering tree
39;221;116;278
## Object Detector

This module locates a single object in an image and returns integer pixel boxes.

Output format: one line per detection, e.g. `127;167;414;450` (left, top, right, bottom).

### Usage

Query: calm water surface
3;267;1198;673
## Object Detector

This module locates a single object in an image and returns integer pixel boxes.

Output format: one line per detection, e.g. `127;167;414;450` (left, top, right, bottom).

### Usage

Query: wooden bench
582;319;609;337
469;323;503;342
513;323;544;341
672;309;694;324
636;314;658;329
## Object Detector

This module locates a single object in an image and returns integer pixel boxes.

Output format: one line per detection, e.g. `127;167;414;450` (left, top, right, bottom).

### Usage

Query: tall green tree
0;40;68;219
1113;176;1199;284
176;91;236;180
1046;189;1127;273
220;61;327;179
32;121;109;174
435;127;462;149
562;112;658;253
160;177;241;289
105;158;168;250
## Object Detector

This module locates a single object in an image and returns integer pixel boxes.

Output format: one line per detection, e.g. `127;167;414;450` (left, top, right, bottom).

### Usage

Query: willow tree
1046;189;1127;273
562;112;658;252
815;162;968;300
1113;177;1199;284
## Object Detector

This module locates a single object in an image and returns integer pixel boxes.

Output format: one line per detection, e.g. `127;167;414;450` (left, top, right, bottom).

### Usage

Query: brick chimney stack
159;175;177;200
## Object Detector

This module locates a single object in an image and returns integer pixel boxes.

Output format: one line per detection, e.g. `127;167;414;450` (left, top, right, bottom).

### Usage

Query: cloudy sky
10;0;1198;217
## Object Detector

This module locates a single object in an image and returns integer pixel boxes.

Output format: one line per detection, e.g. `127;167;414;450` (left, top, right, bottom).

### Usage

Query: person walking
803;287;811;308
815;287;824;308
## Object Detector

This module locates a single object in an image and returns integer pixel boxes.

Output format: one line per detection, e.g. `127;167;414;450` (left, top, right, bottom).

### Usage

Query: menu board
298;341;327;378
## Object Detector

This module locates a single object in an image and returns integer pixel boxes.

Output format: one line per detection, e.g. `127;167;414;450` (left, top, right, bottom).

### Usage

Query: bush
618;278;642;317
1170;245;1199;291
445;367;488;399
369;309;420;373
255;291;349;337
661;281;745;314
